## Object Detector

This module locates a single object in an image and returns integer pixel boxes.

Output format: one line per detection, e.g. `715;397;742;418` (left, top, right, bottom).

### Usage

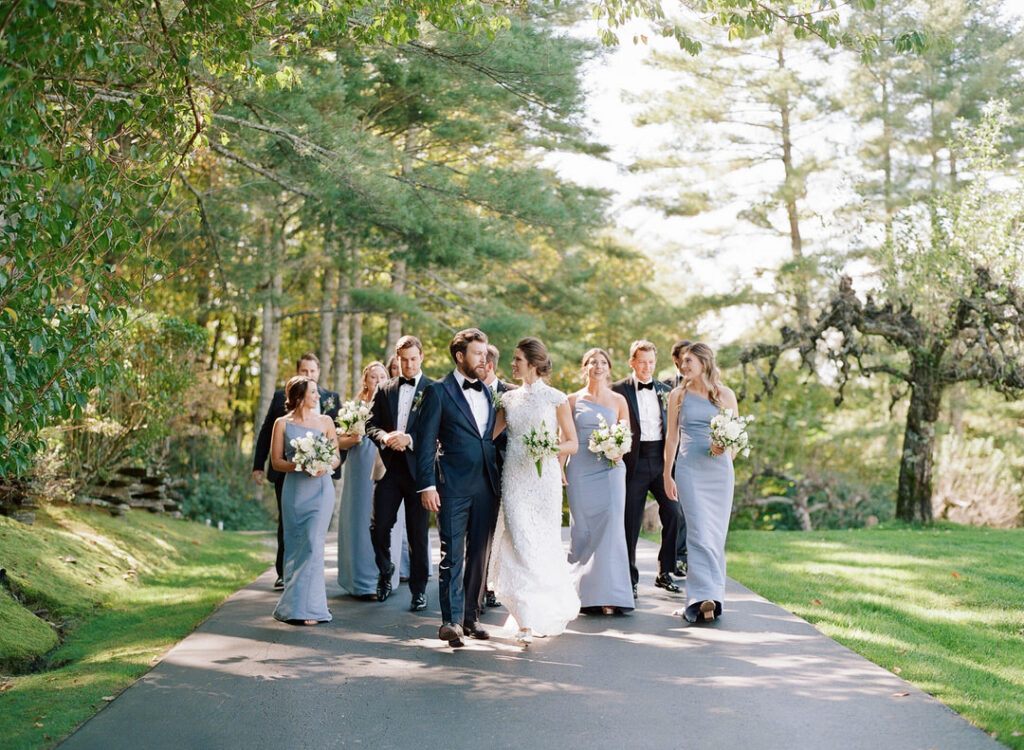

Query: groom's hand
421;489;441;512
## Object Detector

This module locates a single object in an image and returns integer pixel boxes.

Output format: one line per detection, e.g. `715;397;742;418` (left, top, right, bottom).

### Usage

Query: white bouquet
335;400;372;436
588;415;632;467
708;408;753;458
522;421;560;477
290;431;336;476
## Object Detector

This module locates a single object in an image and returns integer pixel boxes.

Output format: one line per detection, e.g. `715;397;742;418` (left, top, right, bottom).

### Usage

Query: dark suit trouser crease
624;442;682;584
370;464;429;596
274;479;285;579
438;488;496;627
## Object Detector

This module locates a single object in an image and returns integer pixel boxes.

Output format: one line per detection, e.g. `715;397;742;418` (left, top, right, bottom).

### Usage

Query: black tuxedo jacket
253;384;343;483
415;372;500;498
664;373;685;390
612;374;672;475
491;380;515;474
366;374;434;481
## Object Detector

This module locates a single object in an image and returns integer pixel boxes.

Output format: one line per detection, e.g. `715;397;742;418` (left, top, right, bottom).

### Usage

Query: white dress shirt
455;371;490;437
396;372;422;434
635;379;663;442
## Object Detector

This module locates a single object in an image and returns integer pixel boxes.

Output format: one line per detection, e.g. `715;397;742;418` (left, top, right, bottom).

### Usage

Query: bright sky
546;2;1024;340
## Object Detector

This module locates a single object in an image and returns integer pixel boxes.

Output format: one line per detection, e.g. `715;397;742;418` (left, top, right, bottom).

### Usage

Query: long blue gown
336;435;379;596
565;399;634;611
273;422;334;623
674;394;734;610
336;431;405;596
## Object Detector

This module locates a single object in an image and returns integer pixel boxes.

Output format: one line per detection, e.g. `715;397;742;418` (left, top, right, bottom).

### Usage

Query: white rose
724;422;743;441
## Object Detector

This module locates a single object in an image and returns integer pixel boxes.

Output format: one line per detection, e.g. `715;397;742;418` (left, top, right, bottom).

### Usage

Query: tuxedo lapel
655;381;670;438
623;374;640;427
406;376;429;431
387;379;400;429
443;372;480;435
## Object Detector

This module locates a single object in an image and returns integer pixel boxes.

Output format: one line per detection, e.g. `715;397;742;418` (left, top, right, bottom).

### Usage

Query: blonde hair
580;347;612;383
629;339;657;359
683;343;724;406
359;361;387;400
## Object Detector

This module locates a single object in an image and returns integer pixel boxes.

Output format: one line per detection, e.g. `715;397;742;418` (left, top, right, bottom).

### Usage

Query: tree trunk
333;301;351;398
777;42;810;330
318;264;338;385
256;227;284;436
350;263;363;388
895;362;943;523
385;257;405;357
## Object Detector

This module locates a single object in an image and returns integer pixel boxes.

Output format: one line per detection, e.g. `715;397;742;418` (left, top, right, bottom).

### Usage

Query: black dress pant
438;487;497;627
624;440;682;585
370;462;429;597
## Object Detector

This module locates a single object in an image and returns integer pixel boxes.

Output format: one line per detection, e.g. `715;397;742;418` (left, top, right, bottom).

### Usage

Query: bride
488;337;580;645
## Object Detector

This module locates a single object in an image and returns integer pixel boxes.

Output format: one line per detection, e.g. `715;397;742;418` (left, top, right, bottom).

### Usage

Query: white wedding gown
488;380;580;636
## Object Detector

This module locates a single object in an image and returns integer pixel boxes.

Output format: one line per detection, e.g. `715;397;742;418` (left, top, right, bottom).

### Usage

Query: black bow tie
637;381;655;391
399;377;416;388
462;379;483;392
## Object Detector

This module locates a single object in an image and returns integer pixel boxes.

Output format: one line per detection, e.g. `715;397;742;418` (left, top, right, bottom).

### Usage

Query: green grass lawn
0;505;271;750
726;523;1024;749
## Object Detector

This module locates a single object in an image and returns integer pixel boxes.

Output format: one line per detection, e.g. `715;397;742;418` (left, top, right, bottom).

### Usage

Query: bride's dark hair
516;337;552;377
284;375;314;413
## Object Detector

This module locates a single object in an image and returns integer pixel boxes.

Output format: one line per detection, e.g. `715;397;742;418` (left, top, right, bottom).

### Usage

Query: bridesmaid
271;375;341;625
663;343;739;624
336;361;389;599
563;348;634;615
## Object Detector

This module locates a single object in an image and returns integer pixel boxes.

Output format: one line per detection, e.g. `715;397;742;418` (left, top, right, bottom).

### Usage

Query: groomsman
416;329;500;647
252;352;342;590
366;335;434;610
666;338;692;577
667;339;692;390
613;340;683;597
481;344;513;609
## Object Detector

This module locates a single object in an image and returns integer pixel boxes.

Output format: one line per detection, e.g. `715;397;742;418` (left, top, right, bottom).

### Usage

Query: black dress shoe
376;562;395;602
410;592;427;611
439;622;464;642
654;573;681;593
463;621;490;640
484;591;501;608
674;561;687;578
273;577;285;591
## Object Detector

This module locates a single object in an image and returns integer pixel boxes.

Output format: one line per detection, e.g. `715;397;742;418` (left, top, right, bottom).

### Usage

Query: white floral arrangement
290;431;336;475
708;408;754;458
335;400;372;436
522;421;560;477
588;415;632;467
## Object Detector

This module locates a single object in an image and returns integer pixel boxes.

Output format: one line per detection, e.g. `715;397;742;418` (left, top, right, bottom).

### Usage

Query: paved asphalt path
58;533;1000;750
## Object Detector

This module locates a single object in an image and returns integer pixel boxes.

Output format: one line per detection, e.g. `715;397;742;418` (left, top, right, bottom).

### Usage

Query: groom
416;328;500;648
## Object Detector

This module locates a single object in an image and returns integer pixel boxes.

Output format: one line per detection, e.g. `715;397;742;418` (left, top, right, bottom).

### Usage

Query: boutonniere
658;391;670;411
491;388;504;410
321;394;337;413
411;390;425;412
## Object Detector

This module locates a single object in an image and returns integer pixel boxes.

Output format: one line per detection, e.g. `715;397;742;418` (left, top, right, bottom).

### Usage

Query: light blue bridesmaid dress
336;435;379;597
565;399;634;611
336;429;405;597
273;422;334;623
674;393;734;617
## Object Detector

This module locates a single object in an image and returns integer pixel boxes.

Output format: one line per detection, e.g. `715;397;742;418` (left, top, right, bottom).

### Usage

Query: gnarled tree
741;106;1024;523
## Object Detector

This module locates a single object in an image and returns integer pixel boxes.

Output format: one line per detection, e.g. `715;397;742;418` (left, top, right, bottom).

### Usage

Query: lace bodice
502;380;567;464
